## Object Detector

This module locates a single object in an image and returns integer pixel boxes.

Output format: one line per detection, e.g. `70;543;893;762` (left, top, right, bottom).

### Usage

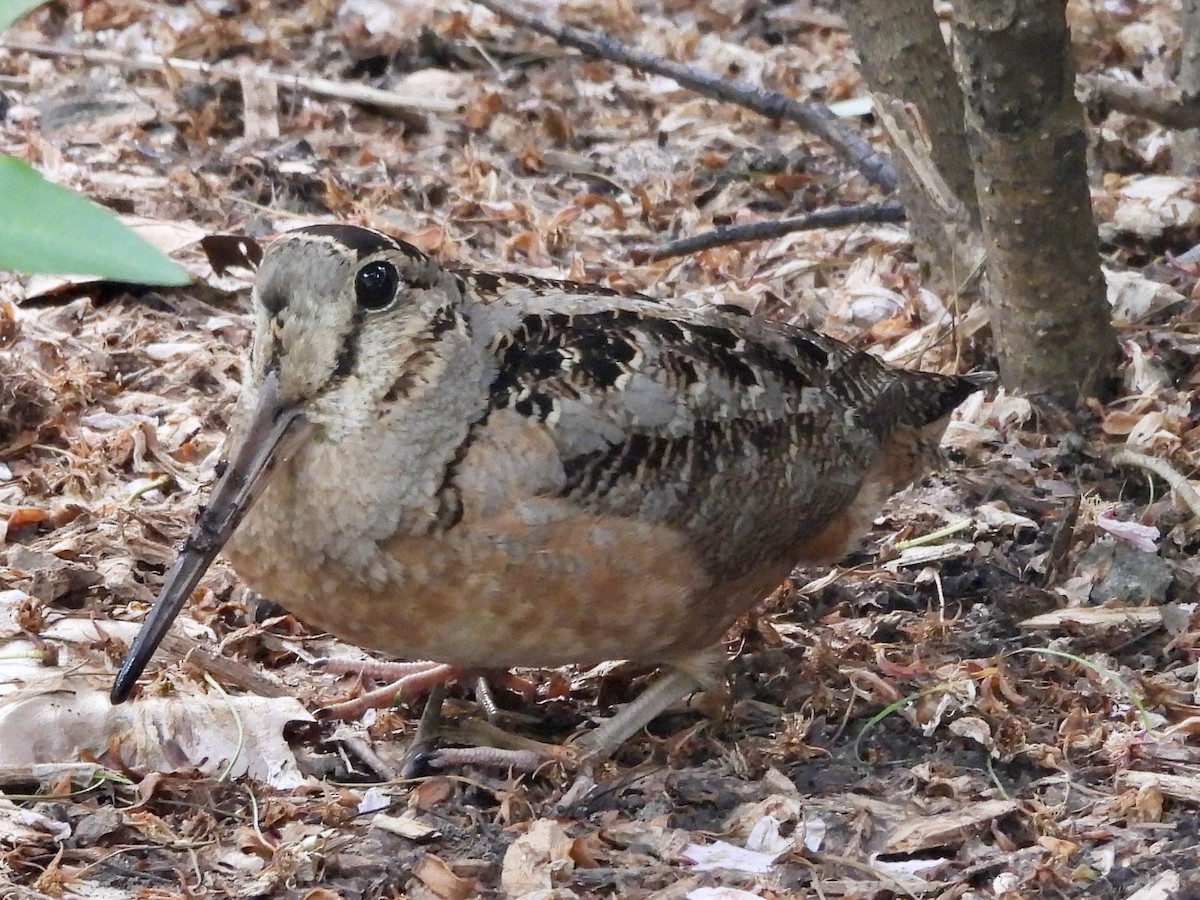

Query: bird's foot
418;664;718;786
314;658;458;720
312;660;553;774
314;653;719;793
406;708;568;777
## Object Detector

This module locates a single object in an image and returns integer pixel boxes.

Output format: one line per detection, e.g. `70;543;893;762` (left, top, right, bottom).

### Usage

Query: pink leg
428;746;552;772
312;659;559;773
315;659;458;720
311;648;726;778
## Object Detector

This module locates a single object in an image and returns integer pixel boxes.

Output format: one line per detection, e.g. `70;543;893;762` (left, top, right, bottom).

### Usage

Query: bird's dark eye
354;261;400;311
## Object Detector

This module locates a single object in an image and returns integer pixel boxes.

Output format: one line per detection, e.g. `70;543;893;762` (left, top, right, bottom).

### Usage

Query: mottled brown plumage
112;224;989;759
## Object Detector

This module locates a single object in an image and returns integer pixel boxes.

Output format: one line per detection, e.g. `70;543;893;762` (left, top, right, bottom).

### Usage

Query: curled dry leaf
500;819;577;896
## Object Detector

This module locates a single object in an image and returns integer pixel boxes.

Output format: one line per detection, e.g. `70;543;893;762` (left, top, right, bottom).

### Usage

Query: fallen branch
631;200;906;262
472;0;897;193
1111;449;1200;520
0;39;459;122
1084;73;1200;130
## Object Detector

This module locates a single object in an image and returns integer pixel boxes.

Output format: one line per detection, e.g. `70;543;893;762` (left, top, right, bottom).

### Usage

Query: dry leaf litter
1;0;1200;897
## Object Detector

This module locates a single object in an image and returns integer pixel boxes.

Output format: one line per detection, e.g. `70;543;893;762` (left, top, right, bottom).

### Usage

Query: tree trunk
949;0;1116;402
1173;0;1200;173
841;0;981;291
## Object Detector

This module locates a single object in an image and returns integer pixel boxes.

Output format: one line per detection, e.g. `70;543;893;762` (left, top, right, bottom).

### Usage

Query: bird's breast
225;482;727;667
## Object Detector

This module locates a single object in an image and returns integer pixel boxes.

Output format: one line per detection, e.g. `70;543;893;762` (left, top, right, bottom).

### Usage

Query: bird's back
458;279;983;584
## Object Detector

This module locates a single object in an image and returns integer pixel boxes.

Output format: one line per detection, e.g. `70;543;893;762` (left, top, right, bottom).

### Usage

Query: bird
110;223;991;763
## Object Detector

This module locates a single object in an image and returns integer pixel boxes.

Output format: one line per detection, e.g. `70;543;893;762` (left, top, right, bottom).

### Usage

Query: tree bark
1173;0;1200;172
949;0;1116;402
841;0;981;291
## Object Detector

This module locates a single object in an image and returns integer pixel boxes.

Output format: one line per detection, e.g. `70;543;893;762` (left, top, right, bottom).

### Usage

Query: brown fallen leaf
884;799;1020;854
414;853;479;900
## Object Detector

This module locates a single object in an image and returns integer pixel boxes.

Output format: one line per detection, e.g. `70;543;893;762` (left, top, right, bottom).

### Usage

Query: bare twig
471;0;897;193
0;883;60;900
0;39;459;121
1084;74;1200;130
160;629;291;699
632;200;905;262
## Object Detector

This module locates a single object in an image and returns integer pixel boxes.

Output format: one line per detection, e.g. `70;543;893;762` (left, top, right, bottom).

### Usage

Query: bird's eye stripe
332;306;363;378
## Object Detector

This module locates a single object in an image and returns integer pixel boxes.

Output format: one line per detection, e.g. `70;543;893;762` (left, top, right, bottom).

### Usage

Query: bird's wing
468;292;977;575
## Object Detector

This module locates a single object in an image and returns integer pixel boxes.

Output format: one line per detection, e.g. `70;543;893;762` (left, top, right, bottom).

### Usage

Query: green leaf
0;0;49;32
0;157;192;286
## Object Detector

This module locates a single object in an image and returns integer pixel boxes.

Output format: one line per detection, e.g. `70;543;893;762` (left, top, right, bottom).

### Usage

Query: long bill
110;370;313;703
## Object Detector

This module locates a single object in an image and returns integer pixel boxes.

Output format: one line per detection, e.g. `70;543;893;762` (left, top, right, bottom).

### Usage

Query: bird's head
248;224;467;438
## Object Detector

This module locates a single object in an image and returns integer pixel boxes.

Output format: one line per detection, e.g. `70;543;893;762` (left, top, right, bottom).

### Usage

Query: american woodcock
111;224;990;760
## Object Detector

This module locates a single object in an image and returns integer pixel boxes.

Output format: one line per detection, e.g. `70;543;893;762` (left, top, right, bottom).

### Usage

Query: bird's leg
418;660;722;775
315;661;544;773
318;649;728;773
401;681;450;778
403;683;552;778
572;646;728;764
572;669;703;758
427;650;728;773
472;673;502;722
315;659;458;720
314;660;522;724
426;718;563;773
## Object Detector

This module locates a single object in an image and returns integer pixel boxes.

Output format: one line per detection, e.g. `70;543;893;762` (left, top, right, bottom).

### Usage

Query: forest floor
2;1;1200;897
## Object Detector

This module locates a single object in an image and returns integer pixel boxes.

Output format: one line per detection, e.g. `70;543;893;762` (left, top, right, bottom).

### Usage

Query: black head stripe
293;225;436;285
296;224;402;260
333;307;364;379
